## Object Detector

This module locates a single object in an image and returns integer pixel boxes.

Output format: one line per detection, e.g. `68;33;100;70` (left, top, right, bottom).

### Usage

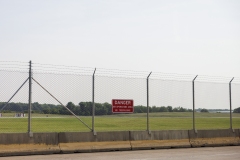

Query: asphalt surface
1;146;240;160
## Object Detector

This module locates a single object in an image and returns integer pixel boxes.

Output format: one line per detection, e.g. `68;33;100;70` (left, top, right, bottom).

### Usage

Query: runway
1;146;239;160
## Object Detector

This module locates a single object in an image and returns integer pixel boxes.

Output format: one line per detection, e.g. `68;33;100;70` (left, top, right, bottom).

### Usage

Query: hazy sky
0;0;240;77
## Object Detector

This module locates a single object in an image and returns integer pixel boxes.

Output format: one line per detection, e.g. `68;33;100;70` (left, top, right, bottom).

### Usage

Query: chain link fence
0;62;29;133
0;61;240;133
149;75;193;130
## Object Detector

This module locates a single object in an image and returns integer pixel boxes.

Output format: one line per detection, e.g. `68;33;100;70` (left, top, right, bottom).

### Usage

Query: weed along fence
0;61;240;134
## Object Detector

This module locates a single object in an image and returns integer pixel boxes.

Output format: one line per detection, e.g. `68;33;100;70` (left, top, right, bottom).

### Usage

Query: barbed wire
0;61;28;64
0;69;29;74
0;66;28;70
0;61;239;83
32;69;93;76
32;62;94;70
0;61;29;72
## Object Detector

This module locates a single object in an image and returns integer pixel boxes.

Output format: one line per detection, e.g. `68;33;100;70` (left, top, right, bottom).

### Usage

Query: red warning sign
112;99;134;113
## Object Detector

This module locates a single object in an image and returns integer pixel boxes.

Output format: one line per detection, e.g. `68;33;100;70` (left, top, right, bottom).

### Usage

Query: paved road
1;146;240;160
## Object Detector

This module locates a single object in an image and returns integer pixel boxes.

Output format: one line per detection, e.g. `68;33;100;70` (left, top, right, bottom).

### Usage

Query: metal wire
1;60;240;133
32;77;92;131
0;61;239;82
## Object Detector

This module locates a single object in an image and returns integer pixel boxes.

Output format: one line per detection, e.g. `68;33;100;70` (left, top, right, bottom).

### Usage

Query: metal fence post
192;75;198;133
147;72;152;134
28;60;33;137
229;77;234;131
92;68;96;135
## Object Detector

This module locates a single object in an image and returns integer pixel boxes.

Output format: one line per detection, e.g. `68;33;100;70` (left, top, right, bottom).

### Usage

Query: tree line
0;102;196;115
234;107;240;113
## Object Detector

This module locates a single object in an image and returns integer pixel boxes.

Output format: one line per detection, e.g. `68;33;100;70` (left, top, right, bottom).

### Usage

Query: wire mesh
232;82;240;128
149;78;193;130
31;64;93;132
195;76;232;129
94;68;147;131
0;69;29;133
0;61;240;133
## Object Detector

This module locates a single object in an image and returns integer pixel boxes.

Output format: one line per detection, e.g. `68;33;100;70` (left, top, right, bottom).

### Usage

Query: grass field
0;112;240;133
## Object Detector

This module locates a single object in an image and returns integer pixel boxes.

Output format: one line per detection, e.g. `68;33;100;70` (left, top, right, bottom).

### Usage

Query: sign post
112;99;134;113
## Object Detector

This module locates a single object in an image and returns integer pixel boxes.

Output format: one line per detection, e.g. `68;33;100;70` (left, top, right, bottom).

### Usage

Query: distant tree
102;102;112;115
66;102;75;111
96;103;108;115
233;107;240;113
179;107;187;112
151;106;158;112
42;108;51;114
172;106;186;112
187;109;193;112
79;102;93;116
134;105;147;113
172;107;179;112
167;106;173;112
159;106;168;112
200;108;208;113
50;108;59;114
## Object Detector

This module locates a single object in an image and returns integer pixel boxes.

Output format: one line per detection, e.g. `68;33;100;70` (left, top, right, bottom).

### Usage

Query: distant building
15;113;25;117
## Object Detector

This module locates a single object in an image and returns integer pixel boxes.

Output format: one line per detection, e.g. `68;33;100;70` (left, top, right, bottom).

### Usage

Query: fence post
28;60;33;137
92;68;96;135
192;75;198;133
229;77;234;131
147;72;152;134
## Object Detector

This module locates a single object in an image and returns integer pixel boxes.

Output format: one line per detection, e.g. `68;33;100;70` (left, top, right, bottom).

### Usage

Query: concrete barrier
130;130;190;150
239;129;240;139
1;129;240;156
58;131;131;153
189;129;240;147
0;133;60;156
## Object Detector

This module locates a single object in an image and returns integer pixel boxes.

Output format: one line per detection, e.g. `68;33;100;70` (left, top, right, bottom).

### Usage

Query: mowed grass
0;112;240;133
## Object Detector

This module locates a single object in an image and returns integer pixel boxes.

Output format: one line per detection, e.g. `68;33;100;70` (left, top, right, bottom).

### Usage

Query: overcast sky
0;0;240;77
